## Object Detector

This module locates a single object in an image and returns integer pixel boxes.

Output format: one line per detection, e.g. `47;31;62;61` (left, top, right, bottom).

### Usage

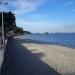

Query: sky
0;0;75;33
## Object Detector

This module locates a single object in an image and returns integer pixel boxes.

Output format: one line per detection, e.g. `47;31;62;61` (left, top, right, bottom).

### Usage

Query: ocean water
24;33;75;48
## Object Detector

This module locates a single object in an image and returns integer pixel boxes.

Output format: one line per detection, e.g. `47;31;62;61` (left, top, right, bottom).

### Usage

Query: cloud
66;1;73;6
8;0;46;15
16;18;75;33
16;19;63;33
72;9;75;12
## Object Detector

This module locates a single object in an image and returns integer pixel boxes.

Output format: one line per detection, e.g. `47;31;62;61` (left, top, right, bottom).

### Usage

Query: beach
1;38;60;75
1;37;75;75
18;38;75;75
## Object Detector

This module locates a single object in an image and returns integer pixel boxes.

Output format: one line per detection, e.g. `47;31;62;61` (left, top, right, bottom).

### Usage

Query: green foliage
0;11;16;34
0;11;27;36
14;27;24;34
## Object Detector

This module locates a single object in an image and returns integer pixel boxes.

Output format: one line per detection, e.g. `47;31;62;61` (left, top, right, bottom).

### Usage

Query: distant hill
44;32;49;34
24;31;32;34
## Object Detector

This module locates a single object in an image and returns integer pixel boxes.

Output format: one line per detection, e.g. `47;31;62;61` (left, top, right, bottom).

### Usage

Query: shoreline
14;35;75;49
1;37;75;75
17;38;75;75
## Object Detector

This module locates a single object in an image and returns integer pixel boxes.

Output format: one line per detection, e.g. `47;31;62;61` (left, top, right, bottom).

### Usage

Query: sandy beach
18;39;75;75
1;38;75;75
1;38;60;75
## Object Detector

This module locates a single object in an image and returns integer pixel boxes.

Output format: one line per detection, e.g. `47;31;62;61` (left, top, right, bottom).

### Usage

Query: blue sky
1;0;75;33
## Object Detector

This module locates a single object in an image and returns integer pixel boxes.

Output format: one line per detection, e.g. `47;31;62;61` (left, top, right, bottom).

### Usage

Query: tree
0;11;16;36
14;27;24;34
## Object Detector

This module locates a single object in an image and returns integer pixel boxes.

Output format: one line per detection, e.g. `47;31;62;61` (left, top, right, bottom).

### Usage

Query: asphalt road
1;38;60;75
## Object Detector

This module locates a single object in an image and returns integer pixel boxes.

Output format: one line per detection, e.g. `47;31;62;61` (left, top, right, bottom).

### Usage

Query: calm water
24;33;75;48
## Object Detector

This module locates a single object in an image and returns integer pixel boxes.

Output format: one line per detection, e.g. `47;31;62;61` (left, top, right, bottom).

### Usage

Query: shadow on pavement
1;38;60;75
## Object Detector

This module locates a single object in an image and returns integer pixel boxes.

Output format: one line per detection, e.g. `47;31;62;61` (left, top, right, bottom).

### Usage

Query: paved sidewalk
0;39;7;75
1;38;60;75
0;48;4;67
0;46;4;75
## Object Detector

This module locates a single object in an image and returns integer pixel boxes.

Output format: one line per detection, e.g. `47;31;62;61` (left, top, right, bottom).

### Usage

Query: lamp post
0;1;8;45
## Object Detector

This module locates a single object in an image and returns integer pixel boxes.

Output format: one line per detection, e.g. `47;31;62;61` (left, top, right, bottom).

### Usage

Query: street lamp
0;1;8;45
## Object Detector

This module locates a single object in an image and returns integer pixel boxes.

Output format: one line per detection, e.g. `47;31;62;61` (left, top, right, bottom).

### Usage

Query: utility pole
0;1;8;45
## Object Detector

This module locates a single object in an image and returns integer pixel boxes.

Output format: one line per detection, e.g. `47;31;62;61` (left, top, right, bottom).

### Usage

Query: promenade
0;48;4;68
1;38;60;75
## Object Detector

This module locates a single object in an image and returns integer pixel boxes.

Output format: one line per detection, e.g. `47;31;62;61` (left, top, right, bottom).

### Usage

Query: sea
23;33;75;48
